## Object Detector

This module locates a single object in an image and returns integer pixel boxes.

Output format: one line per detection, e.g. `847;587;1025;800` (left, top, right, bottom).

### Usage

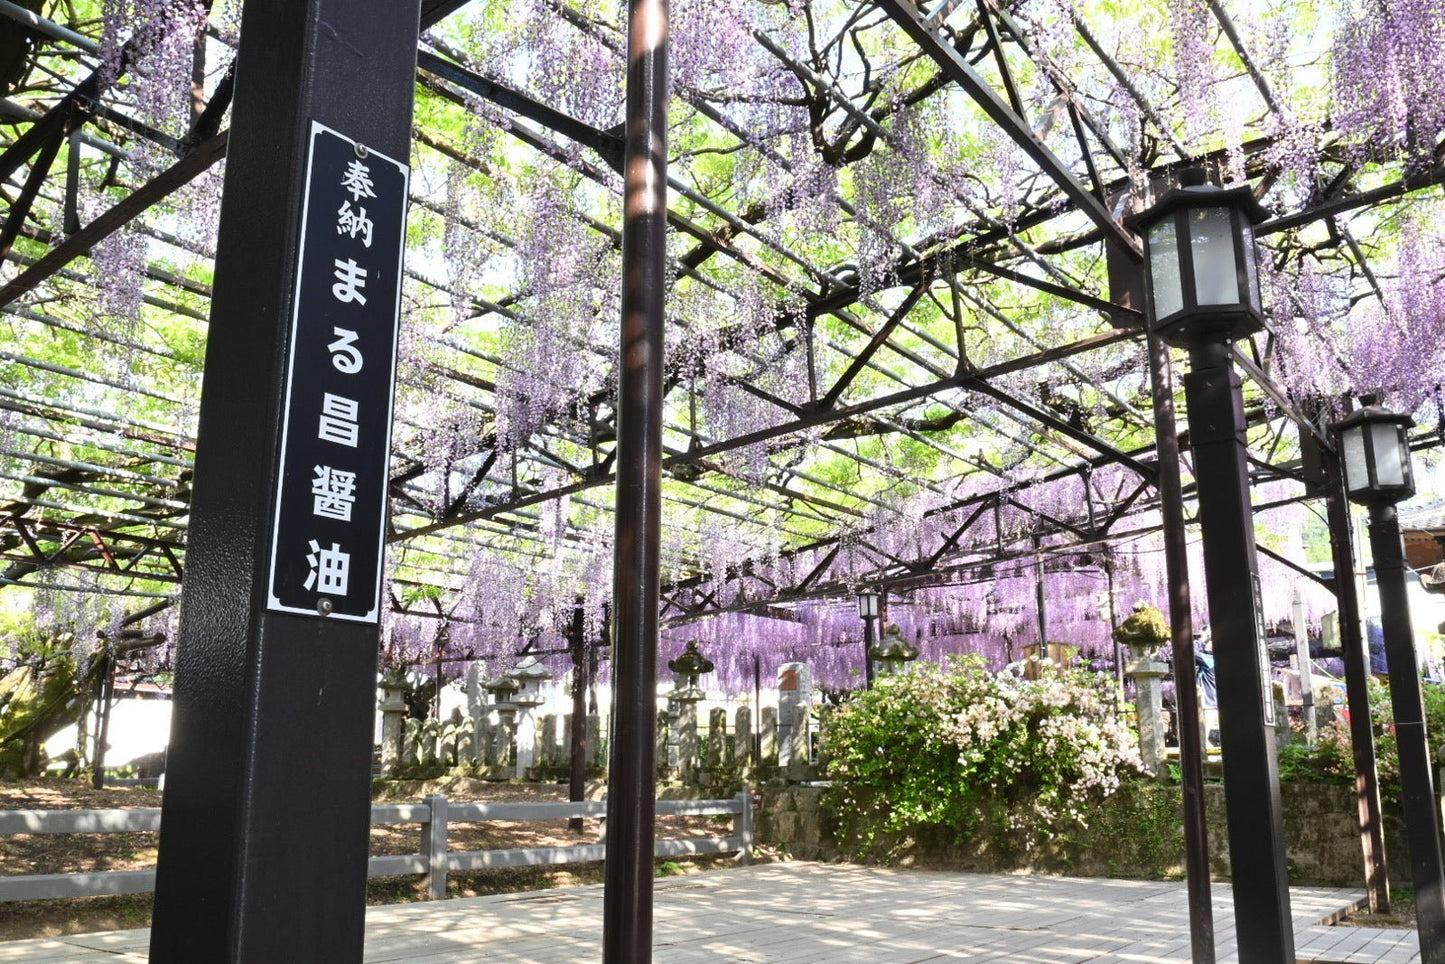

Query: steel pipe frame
5;16;1416;581
5;0;1439;693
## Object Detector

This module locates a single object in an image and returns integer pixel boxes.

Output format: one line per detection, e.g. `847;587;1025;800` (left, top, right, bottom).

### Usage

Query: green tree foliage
0;612;82;778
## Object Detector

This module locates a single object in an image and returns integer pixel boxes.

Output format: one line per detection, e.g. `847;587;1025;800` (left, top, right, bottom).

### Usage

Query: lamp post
857;590;880;687
1332;400;1445;961
1130;170;1294;964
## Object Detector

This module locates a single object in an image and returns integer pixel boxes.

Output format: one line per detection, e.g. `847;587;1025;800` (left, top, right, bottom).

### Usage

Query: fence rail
0;792;753;903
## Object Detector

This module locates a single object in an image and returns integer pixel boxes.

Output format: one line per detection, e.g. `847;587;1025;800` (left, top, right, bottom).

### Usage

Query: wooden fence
0;792;753;903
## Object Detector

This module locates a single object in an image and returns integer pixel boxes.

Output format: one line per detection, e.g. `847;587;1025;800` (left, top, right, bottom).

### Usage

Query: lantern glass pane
1341;425;1369;494
1241;222;1260;310
1190;206;1239;305
1148;219;1184;318
1370;422;1406;487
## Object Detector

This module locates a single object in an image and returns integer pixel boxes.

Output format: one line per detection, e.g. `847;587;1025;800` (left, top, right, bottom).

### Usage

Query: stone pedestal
1126;645;1168;776
709;708;727;767
465;664;485;723
440;709;462;767
777;663;812;766
673;700;698;782
473;717;491;766
733;706;753;765
403;718;422;766
785;704;810;779
514;708;537;774
540;714;558;768
760;706;778;767
458;714;476;766
586;712;601;768
378;685;407;773
655;708;670;779
493;708;517;767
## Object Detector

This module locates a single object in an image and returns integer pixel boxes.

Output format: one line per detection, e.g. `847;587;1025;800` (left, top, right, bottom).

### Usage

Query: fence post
420;793;449;900
735;790;753;866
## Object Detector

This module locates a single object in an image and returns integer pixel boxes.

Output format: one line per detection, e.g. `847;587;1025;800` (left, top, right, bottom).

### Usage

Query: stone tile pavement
0;863;1421;962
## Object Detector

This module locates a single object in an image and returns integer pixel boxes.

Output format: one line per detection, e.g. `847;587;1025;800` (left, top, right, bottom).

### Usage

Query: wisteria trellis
0;0;1441;687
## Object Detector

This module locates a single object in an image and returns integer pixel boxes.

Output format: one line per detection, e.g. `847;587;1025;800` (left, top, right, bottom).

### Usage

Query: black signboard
266;122;408;623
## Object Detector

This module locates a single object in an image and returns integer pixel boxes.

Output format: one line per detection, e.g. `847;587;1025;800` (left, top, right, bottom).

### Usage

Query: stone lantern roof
667;640;713;702
868;623;920;663
506;656;552;707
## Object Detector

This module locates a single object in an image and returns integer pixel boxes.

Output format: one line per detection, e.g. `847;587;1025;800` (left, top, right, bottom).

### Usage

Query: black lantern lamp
1129;169;1269;350
856;590;881;687
1331;399;1445;961
1333;400;1416;506
1131;169;1298;962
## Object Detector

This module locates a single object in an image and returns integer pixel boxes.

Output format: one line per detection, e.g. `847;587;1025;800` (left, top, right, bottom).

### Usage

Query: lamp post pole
1367;500;1445;960
862;615;876;686
1332;400;1445;960
603;0;668;952
1183;340;1293;962
1129;173;1293;963
1317;427;1391;913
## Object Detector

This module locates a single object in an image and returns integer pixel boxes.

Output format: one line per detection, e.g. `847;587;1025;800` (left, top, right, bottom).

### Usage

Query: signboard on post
266;121;408;623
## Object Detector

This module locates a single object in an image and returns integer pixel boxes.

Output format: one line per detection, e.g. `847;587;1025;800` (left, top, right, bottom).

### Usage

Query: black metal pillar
91;647;113;790
569;601;588;833
862;613;876;687
1182;340;1293;963
1366;502;1445;960
602;0;667;953
1033;532;1048;650
1146;331;1215;963
148;1;418;960
1319;436;1391;913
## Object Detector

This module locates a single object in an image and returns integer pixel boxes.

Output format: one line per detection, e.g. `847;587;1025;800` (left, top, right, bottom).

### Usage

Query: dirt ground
0;778;747;940
1337;889;1417;929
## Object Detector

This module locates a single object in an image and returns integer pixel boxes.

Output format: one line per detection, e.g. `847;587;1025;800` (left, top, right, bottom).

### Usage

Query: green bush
820;656;1142;856
1275;679;1445;804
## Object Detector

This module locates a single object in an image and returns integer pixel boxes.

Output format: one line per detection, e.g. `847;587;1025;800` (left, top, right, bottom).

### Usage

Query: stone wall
757;781;1416;887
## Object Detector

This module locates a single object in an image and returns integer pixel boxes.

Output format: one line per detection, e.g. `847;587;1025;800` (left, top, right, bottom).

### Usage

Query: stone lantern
667;641;713;782
667;640;713;702
481;673;520;769
1114;602;1170;776
505;657;552;774
868;623;920;678
377;667;409;774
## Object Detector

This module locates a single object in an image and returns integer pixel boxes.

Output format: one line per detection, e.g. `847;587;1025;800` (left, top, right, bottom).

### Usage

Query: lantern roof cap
667;640;714;676
482;674;520;696
1329;398;1416;435
506;656;552;682
1125;181;1269;232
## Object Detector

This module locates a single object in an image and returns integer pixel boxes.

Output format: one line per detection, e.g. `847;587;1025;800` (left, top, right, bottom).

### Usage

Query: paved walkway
0;863;1420;963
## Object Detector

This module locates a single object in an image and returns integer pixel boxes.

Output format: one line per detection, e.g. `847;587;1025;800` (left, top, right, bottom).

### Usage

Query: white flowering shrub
821;655;1143;854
